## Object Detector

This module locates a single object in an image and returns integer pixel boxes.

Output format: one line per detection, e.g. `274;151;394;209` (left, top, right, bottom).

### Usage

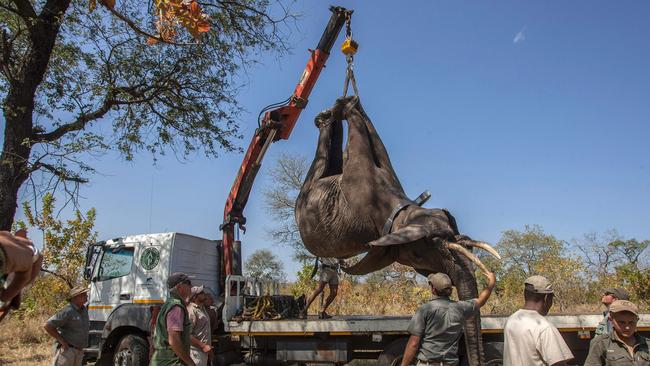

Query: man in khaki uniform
503;275;573;366
585;300;650;365
43;286;90;366
188;285;212;366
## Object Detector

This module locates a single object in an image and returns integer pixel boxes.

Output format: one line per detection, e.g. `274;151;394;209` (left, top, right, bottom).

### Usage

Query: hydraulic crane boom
221;6;352;277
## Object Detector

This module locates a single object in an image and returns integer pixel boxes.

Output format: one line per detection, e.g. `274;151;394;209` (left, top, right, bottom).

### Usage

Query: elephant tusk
462;240;501;260
447;242;489;275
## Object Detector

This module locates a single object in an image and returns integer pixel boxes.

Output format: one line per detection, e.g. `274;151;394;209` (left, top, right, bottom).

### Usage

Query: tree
14;193;97;314
244;248;285;282
0;0;296;230
485;225;587;313
262;153;311;262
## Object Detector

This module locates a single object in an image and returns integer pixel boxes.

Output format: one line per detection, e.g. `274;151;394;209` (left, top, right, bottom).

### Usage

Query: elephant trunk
450;254;484;366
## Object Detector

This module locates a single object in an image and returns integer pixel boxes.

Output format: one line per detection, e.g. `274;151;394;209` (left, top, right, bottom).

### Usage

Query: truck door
90;243;137;311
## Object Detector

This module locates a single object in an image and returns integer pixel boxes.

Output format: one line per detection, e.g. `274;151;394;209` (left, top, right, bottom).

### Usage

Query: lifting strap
342;12;359;97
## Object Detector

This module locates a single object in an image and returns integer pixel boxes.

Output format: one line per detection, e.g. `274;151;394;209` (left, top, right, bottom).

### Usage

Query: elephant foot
314;109;333;129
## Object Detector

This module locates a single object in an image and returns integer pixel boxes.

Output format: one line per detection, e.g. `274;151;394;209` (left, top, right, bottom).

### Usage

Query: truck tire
113;334;148;366
377;337;411;366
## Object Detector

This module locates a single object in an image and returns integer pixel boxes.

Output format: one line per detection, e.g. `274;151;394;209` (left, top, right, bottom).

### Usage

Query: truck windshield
97;246;135;281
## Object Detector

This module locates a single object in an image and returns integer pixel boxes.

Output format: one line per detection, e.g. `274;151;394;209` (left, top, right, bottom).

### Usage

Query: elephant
295;96;500;366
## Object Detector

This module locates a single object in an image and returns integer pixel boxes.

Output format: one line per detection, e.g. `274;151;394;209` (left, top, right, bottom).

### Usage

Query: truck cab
83;232;221;365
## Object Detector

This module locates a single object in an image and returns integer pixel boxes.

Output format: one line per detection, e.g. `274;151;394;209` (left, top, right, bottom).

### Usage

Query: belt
416;360;455;366
321;264;337;270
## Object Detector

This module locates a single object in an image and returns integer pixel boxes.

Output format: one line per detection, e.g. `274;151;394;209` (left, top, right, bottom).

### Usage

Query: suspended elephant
295;96;500;366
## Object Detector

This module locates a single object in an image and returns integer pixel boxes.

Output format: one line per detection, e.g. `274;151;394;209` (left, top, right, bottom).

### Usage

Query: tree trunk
0;0;72;230
1;93;35;230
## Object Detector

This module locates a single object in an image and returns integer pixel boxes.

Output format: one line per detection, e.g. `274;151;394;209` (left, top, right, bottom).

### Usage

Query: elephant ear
342;247;394;275
367;224;432;247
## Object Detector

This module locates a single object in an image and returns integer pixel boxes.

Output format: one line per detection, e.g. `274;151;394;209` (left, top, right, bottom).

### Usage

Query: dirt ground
0;314;51;365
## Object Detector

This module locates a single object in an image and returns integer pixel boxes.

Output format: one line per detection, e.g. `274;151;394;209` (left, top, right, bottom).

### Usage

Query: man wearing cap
151;272;196;366
585;299;650;365
43;285;90;366
503;275;573;366
595;287;630;337
400;271;496;366
188;285;212;366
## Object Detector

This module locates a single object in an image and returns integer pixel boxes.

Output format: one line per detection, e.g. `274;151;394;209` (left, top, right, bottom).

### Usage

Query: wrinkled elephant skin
295;96;498;366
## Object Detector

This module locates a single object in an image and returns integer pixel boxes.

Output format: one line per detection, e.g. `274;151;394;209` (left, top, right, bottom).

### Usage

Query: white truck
82;231;650;366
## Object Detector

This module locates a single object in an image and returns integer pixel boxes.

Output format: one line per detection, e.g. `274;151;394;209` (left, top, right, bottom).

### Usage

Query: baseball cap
609;300;639;316
427;273;452;291
68;285;89;300
167;272;194;289
524;275;554;294
603;287;630;300
190;285;205;298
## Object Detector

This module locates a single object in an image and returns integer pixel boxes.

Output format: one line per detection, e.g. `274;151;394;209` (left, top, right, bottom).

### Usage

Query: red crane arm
221;6;352;277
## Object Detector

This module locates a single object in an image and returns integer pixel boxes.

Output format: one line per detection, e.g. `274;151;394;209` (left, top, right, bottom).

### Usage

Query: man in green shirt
43;286;90;366
585;300;650;366
400;271;496;366
151;272;196;366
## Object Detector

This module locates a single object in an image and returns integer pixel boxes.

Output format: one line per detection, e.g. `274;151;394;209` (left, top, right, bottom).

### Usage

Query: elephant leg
301;110;344;190
340;96;402;186
341;247;395;275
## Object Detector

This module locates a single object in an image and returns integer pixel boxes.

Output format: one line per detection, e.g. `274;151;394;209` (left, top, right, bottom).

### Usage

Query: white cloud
513;26;527;44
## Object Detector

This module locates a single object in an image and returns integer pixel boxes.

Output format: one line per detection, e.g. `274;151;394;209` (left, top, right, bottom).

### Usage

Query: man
188;285;212;366
300;257;345;319
43;285;90;366
585;299;650;365
503;275;574;366
0;230;43;321
595;287;630;337
400;271;497;366
151;272;196;366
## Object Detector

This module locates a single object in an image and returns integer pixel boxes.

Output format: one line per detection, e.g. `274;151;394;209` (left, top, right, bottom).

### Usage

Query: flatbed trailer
223;275;650;365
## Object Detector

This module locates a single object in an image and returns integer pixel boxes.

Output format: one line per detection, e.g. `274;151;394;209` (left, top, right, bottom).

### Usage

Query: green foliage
244;249;286;282
14;194;97;316
288;261;318;298
1;0;297;227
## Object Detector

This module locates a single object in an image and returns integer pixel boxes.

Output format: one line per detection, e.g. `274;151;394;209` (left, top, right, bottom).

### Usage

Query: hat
167;272;193;289
190;285;205;299
609;300;639;316
427;273;452;291
603;287;630;300
68;285;89;300
524;275;554;294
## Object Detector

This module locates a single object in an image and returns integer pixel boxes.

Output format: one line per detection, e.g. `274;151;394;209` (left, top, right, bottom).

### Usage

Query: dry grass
0;314;51;366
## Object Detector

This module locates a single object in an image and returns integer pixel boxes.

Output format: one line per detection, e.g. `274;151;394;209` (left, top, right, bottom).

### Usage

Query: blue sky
10;1;650;279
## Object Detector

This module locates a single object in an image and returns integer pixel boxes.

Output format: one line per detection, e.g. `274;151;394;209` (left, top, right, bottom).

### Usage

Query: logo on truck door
140;247;160;270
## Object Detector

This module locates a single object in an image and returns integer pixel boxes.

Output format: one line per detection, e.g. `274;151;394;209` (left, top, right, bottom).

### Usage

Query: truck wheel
377;337;411;366
113;334;148;366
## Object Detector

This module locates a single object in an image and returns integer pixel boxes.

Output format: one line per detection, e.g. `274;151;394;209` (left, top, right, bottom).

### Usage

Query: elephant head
295;96;499;365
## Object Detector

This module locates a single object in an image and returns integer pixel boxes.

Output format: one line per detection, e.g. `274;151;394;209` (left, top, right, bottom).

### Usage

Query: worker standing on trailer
300;257;346;319
400;271;496;366
151;272;196;366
